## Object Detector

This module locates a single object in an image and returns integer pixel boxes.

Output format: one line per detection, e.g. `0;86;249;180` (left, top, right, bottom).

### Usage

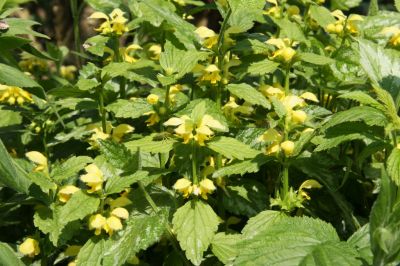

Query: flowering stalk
191;140;198;184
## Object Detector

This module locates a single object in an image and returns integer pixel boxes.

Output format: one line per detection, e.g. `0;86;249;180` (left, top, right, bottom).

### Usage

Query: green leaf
387;148;400;186
106;99;152;119
338;91;382;109
309;5;336;27
236;216;361;265
0;63;42;88
272;18;306;42
226;83;270;109
396;0;400;11
98;140;138;172
347;224;373;265
105;171;148;195
321;106;387;131
3;17;48;39
331;0;362;10
76;79;99;91
228;0;265;32
368;0;379;16
223;179;268;217
213;154;270;178
34;191;100;245
84;35;109;57
246;59;279;76
207;137;261;160
211;233;240;264
358;40;400;102
241;210;284;239
173;200;220;265
125;135;177;154
0;139;31;194
51;156;93;183
0;108;22;127
102;212;168;265
0;242;24;266
299;52;335;65
76;237;109;266
160;40;208;79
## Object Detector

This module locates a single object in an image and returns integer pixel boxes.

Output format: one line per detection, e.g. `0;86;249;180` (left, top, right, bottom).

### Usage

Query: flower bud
291;110;307;124
146;94;159;105
280;140;295;156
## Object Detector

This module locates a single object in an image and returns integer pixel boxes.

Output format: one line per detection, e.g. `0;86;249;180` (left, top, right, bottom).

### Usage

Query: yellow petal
266;38;286;49
291;110;307;124
300;92;319;102
89;12;109;21
111;207;129;220
164;117;184;126
89;214;106;230
195;26;216;39
280;141;295;156
201;115;226;131
105;216;123;232
26;151;47;167
204;64;220;72
258;128;282;142
147;94;159;105
19;238;40;257
173;178;192;190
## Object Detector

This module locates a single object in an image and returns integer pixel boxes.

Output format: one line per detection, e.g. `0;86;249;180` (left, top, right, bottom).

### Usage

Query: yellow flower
173;178;192;198
325;10;362;35
122;44;142;63
19;54;48;73
111;124;134;142
144;111;160;126
300;92;319;102
257;128;282;143
89;8;128;36
291;110;307;124
111;207;129;220
169;84;183;103
281;95;305;111
26;151;48;172
148;44;162;60
381;26;400;47
298;179;322;200
222;97;253;123
259;85;285;99
89;214;106;235
346;14;363;35
195;26;218;49
280;140;295;156
68;261;77;266
0;84;33;105
198;64;222;85
264;0;281;18
60;65;77;80
19;238;40;257
266;38;297;63
107;195;132;209
103;216;123;236
164;114;226;145
80;164;104;193
58;185;80;203
147;94;159;105
198;178;216;199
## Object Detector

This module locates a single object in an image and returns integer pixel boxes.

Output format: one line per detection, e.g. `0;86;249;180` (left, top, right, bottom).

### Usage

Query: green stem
192;141;198;184
281;163;289;199
70;0;82;67
98;88;107;133
119;78;126;99
391;131;398;147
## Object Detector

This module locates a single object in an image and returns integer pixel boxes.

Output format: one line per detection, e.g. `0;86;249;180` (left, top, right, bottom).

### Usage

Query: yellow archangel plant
0;85;33;105
89;8;128;36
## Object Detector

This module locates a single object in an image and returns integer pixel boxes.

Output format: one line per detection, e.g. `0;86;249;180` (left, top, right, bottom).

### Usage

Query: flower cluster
0;84;33;105
88;207;129;236
173;178;216;200
266;38;298;63
89;8;128;36
325;10;363;35
80;164;104;193
26;151;48;172
87;122;134;148
164;114;226;146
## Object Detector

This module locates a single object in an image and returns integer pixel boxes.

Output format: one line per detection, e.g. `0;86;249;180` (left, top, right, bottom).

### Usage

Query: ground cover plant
0;0;400;265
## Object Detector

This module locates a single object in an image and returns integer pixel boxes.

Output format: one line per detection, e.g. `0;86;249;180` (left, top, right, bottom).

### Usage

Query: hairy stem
192;141;198;184
98;88;107;133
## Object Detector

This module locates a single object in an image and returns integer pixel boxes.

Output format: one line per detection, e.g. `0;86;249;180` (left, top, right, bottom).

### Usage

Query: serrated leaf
299;52;335;65
241;210;284;239
273;18;306;42
3;17;48;39
213;154;270;178
0;109;22;127
102;212;168;266
321;106;387;131
106;98;152;119
125;135;177;154
0;242;24;266
76;237;109;266
309;5;336;27
236;216;361;265
208;137;261;160
338;91;382;109
160;40;208;79
228;0;265;32
84;35;109;57
173;200;220;265
51;156;93;183
34;191;100;245
246;59;279;76
347;224;373;265
98;140;138;172
211;233;241;264
227;83;270;109
223;179;268;217
105;170;148;195
0;139;31;194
